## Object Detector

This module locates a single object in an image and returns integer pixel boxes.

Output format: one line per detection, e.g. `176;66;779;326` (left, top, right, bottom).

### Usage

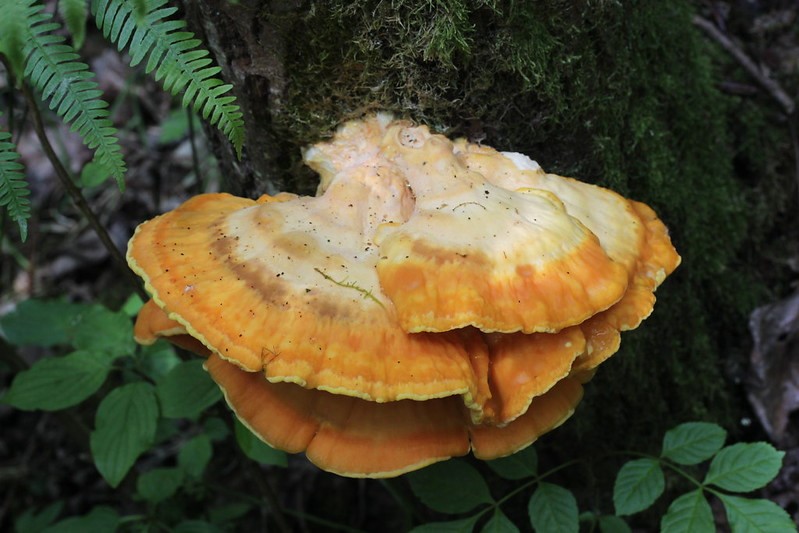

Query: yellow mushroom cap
127;114;680;478
452;141;681;376
205;352;583;477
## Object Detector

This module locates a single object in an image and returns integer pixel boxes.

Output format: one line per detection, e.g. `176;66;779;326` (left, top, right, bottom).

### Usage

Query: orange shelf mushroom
128;114;680;478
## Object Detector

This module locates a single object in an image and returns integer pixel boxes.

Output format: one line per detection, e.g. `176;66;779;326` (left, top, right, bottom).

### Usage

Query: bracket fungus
128;114;680;478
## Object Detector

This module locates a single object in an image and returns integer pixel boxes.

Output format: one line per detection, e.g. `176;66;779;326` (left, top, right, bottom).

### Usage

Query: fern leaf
0;0;31;79
0;121;32;242
59;0;88;50
92;0;245;156
22;2;127;189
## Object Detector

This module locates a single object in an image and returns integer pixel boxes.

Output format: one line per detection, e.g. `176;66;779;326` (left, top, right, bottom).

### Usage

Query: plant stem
20;82;149;302
187;109;203;191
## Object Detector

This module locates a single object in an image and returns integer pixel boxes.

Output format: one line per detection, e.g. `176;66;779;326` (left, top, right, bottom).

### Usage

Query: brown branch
692;15;795;115
20;82;149;302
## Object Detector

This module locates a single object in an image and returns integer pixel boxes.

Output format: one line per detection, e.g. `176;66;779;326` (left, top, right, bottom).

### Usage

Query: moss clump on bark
260;0;789;451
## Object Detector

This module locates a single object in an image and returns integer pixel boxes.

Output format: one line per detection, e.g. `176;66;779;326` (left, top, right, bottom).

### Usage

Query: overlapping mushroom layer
128;115;680;477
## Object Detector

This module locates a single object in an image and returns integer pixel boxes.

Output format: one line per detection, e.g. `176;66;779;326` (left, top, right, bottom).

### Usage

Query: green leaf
79;160;112;187
0;123;31;241
208;502;253;524
70;305;134;356
598;515;632;533
58;0;88;50
121;293;144;317
137;467;185;503
138;341;181;381
704;443;784;492
0;300;132;357
159;109;191;144
483;510;519;533
410;516;480;533
90;382;158;487
661;422;727;465
173;520;224;533
613;458;665;515
0;5;29;79
41;505;118;533
406;459;493;514
14;501;63;533
203;416;230;442
156;360;221;418
528;483;578;533
92;0;245;156
234;419;288;467
0;299;86;346
178;434;213;478
23;3;127;187
717;494;795;533
486;446;537;480
660;489;714;533
3;350;111;410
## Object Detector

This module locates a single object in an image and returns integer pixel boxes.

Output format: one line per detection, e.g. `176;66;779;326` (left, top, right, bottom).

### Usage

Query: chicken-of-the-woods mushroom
128;114;680;477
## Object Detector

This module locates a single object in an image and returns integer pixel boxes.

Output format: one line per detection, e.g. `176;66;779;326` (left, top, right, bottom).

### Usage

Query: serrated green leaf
70;305;134;356
704;443;784;492
410;515;480;533
718;494;795;533
90;382;158;487
483;510;519;533
0;299;86;346
660;489;714;533
528;483;578;533
486;446;537;480
406;459;493;514
598;515;632;533
138;340;181;381
3;350;111;410
14;501;64;533
613;458;665;515
234;419;288;467
661;422;727;465
137;467;185;503
178;434;213;478
156;360;221;418
41;505;118;533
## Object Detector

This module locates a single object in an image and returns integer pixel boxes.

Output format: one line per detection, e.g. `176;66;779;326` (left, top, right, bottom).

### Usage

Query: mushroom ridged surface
128;114;680;477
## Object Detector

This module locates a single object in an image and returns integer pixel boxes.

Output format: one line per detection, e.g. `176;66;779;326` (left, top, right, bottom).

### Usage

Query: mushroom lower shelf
127;114;680;477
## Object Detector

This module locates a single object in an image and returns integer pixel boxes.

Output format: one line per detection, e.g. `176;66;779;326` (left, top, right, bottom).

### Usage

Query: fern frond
92;0;245;156
59;0;88;49
21;1;127;188
0;121;32;242
0;0;31;78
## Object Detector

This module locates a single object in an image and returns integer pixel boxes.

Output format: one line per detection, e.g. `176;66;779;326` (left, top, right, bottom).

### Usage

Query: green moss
264;0;790;451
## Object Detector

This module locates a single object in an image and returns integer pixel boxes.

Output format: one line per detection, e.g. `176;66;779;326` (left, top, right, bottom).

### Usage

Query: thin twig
187;109;203;192
692;15;795;115
20;82;149;301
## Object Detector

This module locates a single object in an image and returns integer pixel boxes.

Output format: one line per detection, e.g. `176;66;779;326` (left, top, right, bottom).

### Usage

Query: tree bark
179;0;307;196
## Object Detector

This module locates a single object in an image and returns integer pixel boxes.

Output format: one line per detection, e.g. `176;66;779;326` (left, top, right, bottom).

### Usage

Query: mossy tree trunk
178;0;782;453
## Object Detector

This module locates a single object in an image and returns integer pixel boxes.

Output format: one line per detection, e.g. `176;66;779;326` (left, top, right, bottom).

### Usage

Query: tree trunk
176;0;778;453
